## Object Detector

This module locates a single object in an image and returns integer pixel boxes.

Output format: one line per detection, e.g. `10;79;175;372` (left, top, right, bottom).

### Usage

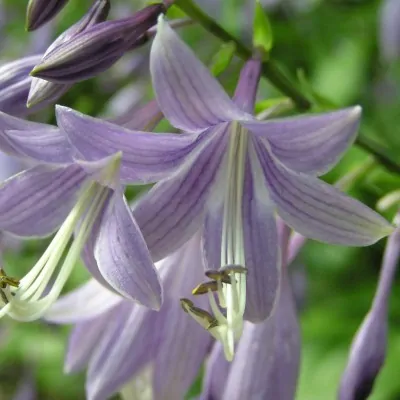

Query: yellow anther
179;298;219;330
192;281;218;295
204;270;231;283
220;265;248;275
0;268;20;289
180;298;194;313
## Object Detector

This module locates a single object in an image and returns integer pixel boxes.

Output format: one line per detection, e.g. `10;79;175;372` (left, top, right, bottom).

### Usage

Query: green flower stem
172;0;400;174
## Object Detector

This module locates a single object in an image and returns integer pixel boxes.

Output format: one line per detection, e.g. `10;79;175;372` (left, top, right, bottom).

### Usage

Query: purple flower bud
339;223;400;399
30;4;165;84
27;0;111;108
26;0;69;31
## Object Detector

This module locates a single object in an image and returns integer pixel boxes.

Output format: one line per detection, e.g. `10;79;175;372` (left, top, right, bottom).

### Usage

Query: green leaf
253;0;274;56
209;42;236;77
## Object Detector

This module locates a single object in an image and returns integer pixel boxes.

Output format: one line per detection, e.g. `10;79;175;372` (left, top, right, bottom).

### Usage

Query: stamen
192;281;219;295
180;298;219;330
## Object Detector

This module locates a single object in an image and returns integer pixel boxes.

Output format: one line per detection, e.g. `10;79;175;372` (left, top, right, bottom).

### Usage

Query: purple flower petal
0;112;59;155
0;164;87;237
241;106;361;176
5;127;72;164
150;16;249;133
233;59;261;114
87;302;157;400
64;311;113;374
153;300;211;399
253;137;394;245
242;153;279;322
133;125;229;262
111;99;163;131
45;279;121;323
56;105;204;184
223;271;300;400
95;194;162;309
201;343;231;400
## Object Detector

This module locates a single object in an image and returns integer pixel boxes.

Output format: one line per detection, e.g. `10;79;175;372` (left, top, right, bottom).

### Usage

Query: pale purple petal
201;343;231;400
241;107;361;175
153;234;212;399
56;105;205;184
4;127;72;164
133;125;229;262
110;99;163;131
202;202;224;270
242;152;279;322
65;311;113;374
87;302;157;400
0;111;58;155
153;300;211;400
233;59;261;114
0;164;87;237
95;194;162;309
223;271;300;400
45;279;121;323
253;138;393;245
150;16;249;133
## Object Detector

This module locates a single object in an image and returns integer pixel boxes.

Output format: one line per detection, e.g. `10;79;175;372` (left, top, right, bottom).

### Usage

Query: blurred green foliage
1;0;400;399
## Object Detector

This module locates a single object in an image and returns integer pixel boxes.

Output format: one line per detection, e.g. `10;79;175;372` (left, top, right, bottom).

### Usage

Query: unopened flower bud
26;0;69;31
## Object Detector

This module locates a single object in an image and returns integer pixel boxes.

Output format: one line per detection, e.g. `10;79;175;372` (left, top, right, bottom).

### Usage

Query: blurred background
1;0;400;398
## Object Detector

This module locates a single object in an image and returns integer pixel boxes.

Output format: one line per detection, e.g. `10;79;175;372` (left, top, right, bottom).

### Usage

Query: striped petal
150;16;249;133
0;164;86;237
222;270;300;400
56;105;205;184
242;151;279;322
133;125;229;262
253;137;393;246
95;194;162;310
45;279;121;323
241;106;361;176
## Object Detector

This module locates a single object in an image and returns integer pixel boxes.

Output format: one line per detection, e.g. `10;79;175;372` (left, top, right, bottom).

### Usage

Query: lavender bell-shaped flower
0;108;168;319
338;214;400;400
54;15;393;359
27;0;111;108
26;0;69;31
30;3;165;84
45;233;212;400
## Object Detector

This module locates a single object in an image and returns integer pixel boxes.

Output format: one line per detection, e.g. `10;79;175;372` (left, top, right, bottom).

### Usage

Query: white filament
212;122;248;361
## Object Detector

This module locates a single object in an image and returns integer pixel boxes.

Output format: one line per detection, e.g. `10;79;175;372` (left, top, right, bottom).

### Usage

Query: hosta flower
0;106;169;320
55;16;393;359
339;214;400;400
45;233;211;400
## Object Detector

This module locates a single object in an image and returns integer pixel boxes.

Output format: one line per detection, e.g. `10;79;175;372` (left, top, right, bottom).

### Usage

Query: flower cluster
0;1;396;399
